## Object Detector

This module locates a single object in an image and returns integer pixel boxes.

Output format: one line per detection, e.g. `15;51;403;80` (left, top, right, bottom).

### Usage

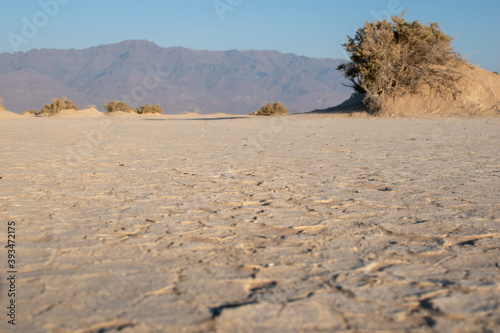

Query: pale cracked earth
0;115;499;333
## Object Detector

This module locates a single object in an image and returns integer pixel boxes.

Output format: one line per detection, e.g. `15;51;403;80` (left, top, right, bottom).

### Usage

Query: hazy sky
1;0;499;71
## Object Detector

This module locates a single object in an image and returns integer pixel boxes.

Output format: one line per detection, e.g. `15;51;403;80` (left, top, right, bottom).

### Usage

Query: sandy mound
204;112;250;118
379;64;500;117
105;111;141;118
49;108;105;118
314;65;500;117
21;110;37;117
160;112;249;119
153;112;208;119
104;112;250;119
0;106;23;119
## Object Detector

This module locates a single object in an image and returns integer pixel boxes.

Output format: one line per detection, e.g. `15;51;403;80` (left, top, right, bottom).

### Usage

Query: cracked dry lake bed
1;115;499;332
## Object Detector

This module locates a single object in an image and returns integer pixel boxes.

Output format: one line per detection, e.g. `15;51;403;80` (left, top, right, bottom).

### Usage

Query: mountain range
0;40;351;114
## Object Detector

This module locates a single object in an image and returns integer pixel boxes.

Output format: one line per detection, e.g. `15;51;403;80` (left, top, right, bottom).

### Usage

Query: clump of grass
251;102;289;116
39;97;79;115
104;100;135;113
136;104;163;114
337;11;465;113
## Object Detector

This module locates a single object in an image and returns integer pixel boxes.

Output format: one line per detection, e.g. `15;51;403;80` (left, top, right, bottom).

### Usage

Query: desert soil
0;114;499;332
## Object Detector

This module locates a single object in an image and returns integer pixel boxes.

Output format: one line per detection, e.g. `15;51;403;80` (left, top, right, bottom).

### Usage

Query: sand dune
0;107;23;119
3;108;247;120
378;64;500;117
1;114;499;332
47;108;105;118
312;64;500;117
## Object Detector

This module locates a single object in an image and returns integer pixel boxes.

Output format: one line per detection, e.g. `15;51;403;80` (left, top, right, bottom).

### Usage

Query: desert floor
1;114;499;333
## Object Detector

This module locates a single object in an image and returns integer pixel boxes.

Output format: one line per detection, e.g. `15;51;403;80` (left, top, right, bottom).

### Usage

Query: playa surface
1;115;499;332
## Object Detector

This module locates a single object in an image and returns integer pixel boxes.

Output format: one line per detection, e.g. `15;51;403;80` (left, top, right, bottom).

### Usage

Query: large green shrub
337;12;465;113
251;102;289;116
136;104;163;114
39;97;79;115
104;100;135;113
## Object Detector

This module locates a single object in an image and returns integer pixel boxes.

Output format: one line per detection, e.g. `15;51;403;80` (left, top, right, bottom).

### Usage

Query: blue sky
1;0;499;71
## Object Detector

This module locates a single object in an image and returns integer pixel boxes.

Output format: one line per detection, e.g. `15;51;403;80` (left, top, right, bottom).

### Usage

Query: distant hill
0;40;351;114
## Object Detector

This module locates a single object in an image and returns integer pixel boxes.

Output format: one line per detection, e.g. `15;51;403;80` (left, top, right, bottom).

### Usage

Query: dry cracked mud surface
0;115;499;332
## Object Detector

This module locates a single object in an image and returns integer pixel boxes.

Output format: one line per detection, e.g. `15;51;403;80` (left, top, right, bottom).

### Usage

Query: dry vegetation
104;100;135;113
2;98;165;116
22;109;37;116
104;101;164;114
337;12;466;113
39;97;79;115
136;104;163;114
251;102;289;116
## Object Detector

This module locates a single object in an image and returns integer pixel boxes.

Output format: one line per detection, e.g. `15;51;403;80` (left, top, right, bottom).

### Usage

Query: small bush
22;109;37;116
337;11;465;113
39;97;79;115
136;104;163;114
104;100;135;113
251;102;289;116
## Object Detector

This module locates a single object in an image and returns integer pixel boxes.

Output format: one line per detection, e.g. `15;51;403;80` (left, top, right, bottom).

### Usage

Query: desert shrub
136;104;163;114
22;109;37;116
337;11;465;113
104;100;135;113
39;97;79;115
251;102;289;116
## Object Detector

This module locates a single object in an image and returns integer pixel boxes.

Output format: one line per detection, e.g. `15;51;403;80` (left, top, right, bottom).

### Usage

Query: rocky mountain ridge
0;40;351;114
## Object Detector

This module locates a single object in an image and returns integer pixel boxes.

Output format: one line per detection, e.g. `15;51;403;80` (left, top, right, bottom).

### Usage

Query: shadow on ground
308;93;370;115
